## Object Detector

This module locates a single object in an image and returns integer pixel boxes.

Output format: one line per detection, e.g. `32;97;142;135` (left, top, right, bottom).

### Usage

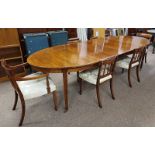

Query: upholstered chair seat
79;68;112;85
17;72;56;100
116;57;139;69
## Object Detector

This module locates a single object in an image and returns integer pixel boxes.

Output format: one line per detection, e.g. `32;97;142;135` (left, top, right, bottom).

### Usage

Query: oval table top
27;36;149;72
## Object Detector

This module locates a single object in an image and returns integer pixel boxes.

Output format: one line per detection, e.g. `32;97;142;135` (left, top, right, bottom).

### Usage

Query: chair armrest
7;62;29;70
15;74;48;81
1;59;29;70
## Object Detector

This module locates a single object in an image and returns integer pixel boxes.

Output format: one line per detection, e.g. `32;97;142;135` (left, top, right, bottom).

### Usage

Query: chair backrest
116;28;125;36
130;47;144;65
97;56;116;81
23;33;49;55
48;31;68;46
107;28;125;36
105;29;111;37
1;60;20;93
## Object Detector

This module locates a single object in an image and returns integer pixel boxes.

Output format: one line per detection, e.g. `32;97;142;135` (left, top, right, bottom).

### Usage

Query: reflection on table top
27;36;149;70
147;29;155;34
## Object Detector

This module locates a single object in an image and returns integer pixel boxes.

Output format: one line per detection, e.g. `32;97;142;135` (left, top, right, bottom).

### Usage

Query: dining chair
136;33;153;69
116;48;144;88
1;60;58;126
77;56;116;108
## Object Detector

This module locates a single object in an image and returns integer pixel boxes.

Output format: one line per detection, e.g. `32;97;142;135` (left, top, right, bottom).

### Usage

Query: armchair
1;60;57;126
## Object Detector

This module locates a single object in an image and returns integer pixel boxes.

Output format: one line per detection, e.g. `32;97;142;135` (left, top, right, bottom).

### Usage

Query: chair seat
127;54;133;58
116;57;139;69
79;69;112;85
17;72;56;100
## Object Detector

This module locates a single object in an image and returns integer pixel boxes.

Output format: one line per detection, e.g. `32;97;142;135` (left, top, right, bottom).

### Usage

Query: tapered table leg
63;70;68;112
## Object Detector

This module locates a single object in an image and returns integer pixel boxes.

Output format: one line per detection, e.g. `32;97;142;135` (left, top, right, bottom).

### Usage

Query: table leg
63;70;68;112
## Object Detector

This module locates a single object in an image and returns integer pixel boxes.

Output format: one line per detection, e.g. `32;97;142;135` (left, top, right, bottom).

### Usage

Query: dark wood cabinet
65;28;77;38
0;28;77;81
128;28;150;35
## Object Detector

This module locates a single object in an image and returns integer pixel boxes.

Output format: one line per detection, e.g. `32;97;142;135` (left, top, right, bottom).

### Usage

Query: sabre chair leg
136;66;140;82
140;53;145;70
145;52;147;63
110;78;115;100
96;84;102;108
18;94;25;127
52;91;58;111
12;91;18;110
128;68;132;88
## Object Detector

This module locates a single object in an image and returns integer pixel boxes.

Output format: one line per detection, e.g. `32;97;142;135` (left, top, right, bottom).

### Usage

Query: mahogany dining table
27;36;149;111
